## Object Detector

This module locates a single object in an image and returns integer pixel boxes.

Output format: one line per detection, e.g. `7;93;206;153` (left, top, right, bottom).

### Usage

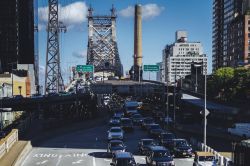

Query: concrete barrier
0;129;18;159
198;142;232;166
13;141;32;166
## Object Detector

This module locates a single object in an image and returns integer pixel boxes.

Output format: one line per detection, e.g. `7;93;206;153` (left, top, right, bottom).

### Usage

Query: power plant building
162;31;207;84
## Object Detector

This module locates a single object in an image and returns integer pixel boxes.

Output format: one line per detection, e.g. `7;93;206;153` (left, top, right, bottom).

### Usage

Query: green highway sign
143;65;160;72
76;65;94;72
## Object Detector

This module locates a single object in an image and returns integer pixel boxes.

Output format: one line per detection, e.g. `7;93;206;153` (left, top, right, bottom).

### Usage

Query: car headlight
170;161;175;166
188;148;192;152
152;161;156;165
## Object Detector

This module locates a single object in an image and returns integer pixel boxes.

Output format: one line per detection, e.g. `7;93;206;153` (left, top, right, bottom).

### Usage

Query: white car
193;152;217;166
108;127;124;141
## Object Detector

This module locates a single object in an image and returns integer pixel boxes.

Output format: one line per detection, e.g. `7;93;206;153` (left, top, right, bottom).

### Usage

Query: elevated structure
45;0;65;94
87;6;123;77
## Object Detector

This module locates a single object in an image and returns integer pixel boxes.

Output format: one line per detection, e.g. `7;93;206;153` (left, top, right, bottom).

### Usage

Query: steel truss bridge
86;6;123;77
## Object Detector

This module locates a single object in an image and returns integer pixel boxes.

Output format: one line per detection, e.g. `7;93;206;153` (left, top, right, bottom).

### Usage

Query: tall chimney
134;4;142;69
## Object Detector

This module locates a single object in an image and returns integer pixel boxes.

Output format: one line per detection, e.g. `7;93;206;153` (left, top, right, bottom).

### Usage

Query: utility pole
173;67;176;129
204;72;207;146
45;0;66;94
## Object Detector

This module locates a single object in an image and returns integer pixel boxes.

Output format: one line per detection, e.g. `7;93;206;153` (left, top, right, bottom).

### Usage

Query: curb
13;141;32;166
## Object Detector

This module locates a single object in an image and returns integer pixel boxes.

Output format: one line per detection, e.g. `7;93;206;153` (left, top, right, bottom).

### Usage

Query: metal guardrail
0;129;18;159
198;142;232;166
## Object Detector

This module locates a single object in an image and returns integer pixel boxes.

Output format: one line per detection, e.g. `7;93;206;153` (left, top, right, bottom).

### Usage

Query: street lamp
194;64;202;93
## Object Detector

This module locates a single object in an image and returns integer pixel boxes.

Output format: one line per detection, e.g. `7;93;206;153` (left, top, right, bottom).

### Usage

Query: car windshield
153;151;170;158
116;158;135;166
110;128;121;132
142;140;154;145
199;156;215;161
151;125;160;129
111;142;124;147
112;117;120;121
162;134;175;139
176;140;189;147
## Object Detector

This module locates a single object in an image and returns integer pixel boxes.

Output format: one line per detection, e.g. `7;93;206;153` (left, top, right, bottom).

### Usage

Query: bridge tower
87;6;123;77
44;0;66;94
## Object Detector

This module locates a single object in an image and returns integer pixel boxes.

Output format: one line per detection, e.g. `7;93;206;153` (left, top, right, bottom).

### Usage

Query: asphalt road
21;124;194;166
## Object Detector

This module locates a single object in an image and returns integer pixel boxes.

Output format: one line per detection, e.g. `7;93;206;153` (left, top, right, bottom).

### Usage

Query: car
193;151;218;166
131;113;144;125
108;127;124;141
138;139;157;155
114;112;124;119
148;124;163;138
159;132;176;147
109;117;121;126
145;146;175;166
110;152;137;166
171;139;192;157
141;117;155;129
107;140;126;154
125;109;138;117
58;91;70;96
120;118;134;131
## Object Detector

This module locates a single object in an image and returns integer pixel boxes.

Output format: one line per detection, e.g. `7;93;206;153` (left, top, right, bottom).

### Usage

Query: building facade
212;0;250;71
162;31;207;84
0;0;35;75
156;62;163;82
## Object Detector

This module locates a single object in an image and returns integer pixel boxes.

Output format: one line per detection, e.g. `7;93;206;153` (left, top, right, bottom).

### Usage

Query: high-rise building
0;0;35;74
162;31;207;84
212;0;250;71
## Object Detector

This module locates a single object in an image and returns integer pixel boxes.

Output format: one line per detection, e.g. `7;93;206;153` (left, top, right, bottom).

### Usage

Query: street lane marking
72;160;84;164
55;155;62;166
32;153;87;158
93;157;96;166
104;159;111;162
36;160;48;165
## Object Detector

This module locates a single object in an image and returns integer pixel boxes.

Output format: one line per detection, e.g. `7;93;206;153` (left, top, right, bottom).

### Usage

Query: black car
131;113;144;125
110;152;137;166
109;117;121;126
148;124;163;138
145;146;175;166
159;132;176;147
138;139;156;155
142;117;155;130
120;118;134;131
107;140;126;154
171;139;192;157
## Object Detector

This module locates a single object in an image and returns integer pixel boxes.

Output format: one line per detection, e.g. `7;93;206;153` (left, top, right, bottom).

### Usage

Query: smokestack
134;4;142;69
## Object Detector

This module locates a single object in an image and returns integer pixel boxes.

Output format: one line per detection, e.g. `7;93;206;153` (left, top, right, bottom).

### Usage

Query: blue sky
38;0;212;84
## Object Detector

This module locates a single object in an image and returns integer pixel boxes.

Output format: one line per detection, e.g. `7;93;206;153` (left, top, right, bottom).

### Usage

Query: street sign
76;65;94;73
200;109;210;117
143;65;160;72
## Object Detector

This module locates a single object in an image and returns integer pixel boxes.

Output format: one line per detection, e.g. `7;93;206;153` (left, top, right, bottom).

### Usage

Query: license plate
183;153;186;155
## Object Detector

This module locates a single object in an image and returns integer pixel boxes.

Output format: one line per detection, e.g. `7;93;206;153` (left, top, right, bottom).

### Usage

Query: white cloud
119;4;165;20
72;50;87;59
38;1;88;30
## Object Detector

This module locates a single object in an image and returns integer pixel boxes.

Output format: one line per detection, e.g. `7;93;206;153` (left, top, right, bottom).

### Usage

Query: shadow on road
88;152;111;158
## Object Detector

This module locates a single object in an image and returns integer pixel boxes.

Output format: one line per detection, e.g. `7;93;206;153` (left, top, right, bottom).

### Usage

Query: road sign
200;109;210;117
143;65;160;72
76;65;94;73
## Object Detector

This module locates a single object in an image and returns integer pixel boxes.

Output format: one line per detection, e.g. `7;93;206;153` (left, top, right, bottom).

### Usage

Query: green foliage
208;67;250;102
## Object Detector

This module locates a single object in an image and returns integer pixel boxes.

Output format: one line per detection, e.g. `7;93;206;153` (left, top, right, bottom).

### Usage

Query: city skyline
37;0;212;84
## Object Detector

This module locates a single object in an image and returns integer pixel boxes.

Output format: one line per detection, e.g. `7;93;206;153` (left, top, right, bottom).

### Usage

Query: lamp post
18;86;22;96
194;64;202;93
204;72;207;146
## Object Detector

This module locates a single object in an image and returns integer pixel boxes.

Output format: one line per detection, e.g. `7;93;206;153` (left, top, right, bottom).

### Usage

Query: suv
193;151;217;166
171;139;192;157
108;127;124;141
110;152;136;166
121;118;134;131
138;139;156;155
131;113;144;125
145;146;175;166
148;124;163;138
107;140;126;154
141;117;154;130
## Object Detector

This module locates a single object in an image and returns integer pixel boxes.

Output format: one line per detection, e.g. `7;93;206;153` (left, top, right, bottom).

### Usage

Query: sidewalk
0;141;28;166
